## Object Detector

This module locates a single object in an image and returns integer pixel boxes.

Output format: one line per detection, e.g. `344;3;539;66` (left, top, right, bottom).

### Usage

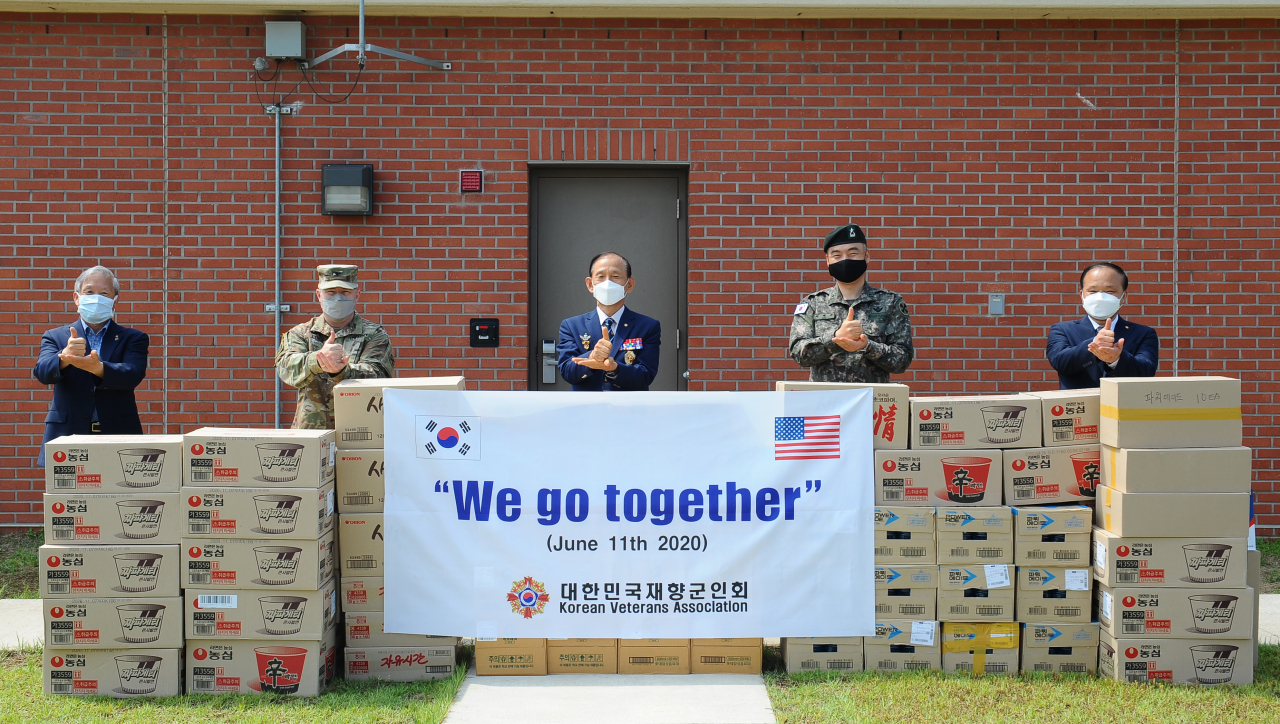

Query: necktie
603;318;615;340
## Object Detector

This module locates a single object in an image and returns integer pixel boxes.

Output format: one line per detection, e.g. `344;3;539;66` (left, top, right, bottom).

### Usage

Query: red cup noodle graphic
190;444;204;455
1070;451;1102;497
1052;405;1065;416
1117;546;1130;557
882;460;897;472
51;502;66;515
1011;458;1027;472
193;648;208;661
1183;544;1233;583
254;646;308;694
919;409;933;421
115;654;162;695
940;456;993;503
1125;647;1139;659
1191;644;1240;684
1123;596;1137;607
53;451;67;463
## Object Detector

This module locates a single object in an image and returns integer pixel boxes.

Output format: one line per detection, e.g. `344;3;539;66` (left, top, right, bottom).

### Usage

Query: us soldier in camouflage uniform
788;224;914;383
275;264;394;429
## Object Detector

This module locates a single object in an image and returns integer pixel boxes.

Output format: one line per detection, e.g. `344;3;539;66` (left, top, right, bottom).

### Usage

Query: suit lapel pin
580;332;592;350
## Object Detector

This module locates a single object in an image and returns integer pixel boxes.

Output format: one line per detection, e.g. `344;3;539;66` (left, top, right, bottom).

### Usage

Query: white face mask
77;294;115;325
1082;292;1122;320
592;279;627;306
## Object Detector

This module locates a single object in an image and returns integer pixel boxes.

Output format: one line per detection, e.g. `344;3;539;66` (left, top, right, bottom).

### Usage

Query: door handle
542;339;557;385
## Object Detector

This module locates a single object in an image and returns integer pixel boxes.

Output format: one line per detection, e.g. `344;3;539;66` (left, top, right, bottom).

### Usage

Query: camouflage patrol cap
823;224;868;252
317;264;358;290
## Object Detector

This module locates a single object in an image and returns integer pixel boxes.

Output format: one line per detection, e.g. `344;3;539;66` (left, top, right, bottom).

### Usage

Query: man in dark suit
33;266;149;465
1046;262;1158;389
556;252;661;391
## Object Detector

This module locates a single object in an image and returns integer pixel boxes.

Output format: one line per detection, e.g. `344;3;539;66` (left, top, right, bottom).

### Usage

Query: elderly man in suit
556;252;661;391
33;265;149;465
1046;262;1159;389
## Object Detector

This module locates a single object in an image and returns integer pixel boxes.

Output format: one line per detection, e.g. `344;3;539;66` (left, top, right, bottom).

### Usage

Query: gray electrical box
264;21;306;60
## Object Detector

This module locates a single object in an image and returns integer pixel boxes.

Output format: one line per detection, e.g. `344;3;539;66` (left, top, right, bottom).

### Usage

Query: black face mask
828;258;867;284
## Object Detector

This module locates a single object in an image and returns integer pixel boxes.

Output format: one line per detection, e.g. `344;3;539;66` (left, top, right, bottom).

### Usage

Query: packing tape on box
1099;405;1241;421
941;622;1018;677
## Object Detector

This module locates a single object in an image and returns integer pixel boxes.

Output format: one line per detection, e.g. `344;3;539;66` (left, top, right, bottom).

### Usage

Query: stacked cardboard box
940;622;1019;676
1002;389;1102;507
40;435;186;697
338;511;460;680
781;636;864;672
876;564;938;620
865;620;940;672
618;639;690;674
874;506;935;565
332;377;465;682
1093;377;1255;685
691;638;764;674
1012;504;1096;671
180;428;340;695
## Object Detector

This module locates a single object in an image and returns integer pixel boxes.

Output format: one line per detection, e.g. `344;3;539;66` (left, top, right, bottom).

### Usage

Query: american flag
774;415;841;460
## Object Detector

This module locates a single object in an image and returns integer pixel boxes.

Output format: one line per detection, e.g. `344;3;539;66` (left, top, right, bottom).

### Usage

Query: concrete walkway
444;671;776;724
0;599;42;650
1260;593;1280;645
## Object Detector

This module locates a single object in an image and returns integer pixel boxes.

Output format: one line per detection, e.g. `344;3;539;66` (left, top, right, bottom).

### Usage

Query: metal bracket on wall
304;0;453;72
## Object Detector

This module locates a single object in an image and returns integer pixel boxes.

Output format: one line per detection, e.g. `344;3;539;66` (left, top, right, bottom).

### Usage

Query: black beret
823;224;867;252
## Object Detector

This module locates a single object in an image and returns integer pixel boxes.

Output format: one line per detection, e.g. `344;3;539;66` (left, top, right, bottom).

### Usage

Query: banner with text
383;389;875;638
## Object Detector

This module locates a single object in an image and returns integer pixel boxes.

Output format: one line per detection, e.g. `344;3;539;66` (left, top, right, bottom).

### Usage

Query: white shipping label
1065;569;1091;591
329;442;336;468
327;489;335;515
196;594;238;609
910;620;936;646
984;564;1011;589
1101;590;1113;620
1094;540;1107;572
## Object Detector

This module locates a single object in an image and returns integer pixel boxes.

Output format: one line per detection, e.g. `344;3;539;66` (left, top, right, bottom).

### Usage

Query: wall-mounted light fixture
321;163;374;216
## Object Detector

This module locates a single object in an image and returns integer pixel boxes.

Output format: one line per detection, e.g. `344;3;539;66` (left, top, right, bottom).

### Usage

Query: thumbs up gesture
316;332;349;374
62;327;86;358
571;325;618;371
1088;319;1124;364
833;307;869;352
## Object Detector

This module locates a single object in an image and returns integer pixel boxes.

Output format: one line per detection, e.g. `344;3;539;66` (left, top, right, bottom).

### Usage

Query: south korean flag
415;416;482;460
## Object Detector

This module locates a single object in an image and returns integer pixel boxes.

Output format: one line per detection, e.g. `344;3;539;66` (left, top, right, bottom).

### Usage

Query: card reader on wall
470;318;499;348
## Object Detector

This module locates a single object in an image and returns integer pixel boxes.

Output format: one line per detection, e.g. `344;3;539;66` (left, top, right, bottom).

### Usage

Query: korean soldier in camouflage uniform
788;224;915;383
275;264;395;429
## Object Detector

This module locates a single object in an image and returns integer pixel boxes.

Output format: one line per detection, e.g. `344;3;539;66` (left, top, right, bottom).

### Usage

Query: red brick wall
1;15;1276;531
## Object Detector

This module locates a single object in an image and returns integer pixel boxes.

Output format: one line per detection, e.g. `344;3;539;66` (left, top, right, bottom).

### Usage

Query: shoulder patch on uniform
793;303;809;315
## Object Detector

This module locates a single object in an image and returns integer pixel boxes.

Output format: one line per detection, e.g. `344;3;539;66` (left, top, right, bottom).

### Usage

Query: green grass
0;530;40;599
1259;538;1280;594
765;643;1280;724
0;645;473;724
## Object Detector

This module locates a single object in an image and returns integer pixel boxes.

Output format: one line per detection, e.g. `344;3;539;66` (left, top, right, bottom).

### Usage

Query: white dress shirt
596;306;626;337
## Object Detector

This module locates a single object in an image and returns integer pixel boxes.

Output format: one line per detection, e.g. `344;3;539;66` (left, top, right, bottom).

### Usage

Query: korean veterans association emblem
507;576;550;619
